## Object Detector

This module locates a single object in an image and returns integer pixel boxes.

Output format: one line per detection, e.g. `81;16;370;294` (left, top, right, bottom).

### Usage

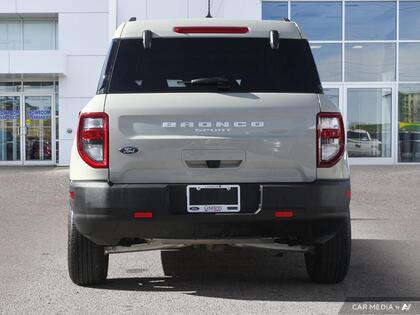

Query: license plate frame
186;185;241;213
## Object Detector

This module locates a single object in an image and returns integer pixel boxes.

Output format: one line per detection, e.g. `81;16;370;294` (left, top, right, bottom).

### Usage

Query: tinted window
107;38;322;94
97;39;119;94
291;2;342;40
345;2;396;40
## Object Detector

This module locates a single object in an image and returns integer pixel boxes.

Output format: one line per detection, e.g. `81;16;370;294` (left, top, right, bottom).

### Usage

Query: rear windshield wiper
181;77;231;90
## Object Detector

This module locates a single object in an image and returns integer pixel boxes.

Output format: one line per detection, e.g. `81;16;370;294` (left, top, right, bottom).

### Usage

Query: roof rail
129;17;136;22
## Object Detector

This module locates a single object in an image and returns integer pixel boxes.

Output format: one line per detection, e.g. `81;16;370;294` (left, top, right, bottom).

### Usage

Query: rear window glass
100;37;322;94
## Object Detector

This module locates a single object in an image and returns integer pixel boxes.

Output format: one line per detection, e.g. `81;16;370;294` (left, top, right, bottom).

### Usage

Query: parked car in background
347;129;382;157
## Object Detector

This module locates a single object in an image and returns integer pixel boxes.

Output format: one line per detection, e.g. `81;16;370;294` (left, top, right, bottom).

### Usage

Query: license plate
187;185;241;213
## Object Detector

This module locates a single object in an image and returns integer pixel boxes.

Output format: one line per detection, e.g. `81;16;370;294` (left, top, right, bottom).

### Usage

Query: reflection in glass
23;82;55;92
291;2;342;40
324;88;340;108
0;82;20;93
399;43;420;82
0;96;20;161
0;20;21;50
23;20;56;50
262;2;288;20
311;44;342;82
400;1;420;40
345;43;395;82
25;96;52;161
345;2;396;40
399;85;420;162
347;88;392;158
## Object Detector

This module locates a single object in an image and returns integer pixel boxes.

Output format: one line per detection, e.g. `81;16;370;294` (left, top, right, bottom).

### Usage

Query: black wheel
305;217;351;284
68;211;109;286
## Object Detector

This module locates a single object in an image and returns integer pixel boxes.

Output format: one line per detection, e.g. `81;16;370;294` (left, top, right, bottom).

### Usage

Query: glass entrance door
23;95;54;164
0;96;21;163
345;86;395;164
0;94;55;164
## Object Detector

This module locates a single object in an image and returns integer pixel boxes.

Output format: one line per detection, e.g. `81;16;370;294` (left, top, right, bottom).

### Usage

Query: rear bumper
70;180;350;246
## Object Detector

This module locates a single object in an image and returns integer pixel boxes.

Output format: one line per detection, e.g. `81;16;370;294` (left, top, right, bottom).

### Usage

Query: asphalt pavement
0;166;419;315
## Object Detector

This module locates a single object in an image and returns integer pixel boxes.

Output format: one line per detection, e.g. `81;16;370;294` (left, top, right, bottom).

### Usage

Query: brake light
317;112;345;168
77;112;108;168
173;26;249;34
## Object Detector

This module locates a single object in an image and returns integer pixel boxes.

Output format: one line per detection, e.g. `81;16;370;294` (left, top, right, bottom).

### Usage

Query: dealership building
0;0;419;166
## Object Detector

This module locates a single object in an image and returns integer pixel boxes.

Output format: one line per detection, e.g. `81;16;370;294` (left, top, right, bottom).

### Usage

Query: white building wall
115;0;260;25
58;11;109;164
0;0;263;165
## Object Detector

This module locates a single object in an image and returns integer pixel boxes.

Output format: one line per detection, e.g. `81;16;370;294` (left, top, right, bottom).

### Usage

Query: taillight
77;112;108;168
317;112;345;168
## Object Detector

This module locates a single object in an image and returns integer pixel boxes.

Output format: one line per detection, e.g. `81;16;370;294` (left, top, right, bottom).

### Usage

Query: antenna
206;0;213;18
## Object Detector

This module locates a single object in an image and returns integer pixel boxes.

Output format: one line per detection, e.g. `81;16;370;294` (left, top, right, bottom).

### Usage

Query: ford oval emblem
119;146;139;155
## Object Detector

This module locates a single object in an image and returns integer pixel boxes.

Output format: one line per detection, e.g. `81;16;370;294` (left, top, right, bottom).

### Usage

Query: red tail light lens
173;26;249;34
275;210;294;218
77;112;108;168
317;112;345;168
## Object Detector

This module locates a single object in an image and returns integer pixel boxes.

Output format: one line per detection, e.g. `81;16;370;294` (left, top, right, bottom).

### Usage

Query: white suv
68;19;351;286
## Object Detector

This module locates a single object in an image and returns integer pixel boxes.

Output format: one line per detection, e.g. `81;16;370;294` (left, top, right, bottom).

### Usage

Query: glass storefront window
24;96;52;161
291;2;342;40
399;85;420;162
0;82;20;93
22;82;55;92
400;1;420;40
345;43;396;82
345;2;396;40
347;88;392;158
399;43;420;82
262;2;288;20
311;44;342;82
324;88;340;108
0;96;21;161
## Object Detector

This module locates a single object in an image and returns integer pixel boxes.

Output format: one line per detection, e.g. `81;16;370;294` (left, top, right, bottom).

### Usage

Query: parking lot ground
0;166;419;314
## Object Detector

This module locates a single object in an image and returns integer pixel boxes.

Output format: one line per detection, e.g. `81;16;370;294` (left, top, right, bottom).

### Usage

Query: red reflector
321;128;340;139
133;212;153;219
173;26;249;34
81;128;104;142
70;191;75;200
347;190;351;200
275;211;294;218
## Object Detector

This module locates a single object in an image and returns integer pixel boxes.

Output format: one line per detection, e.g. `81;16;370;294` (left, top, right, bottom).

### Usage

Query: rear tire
305;217;351;284
68;211;109;286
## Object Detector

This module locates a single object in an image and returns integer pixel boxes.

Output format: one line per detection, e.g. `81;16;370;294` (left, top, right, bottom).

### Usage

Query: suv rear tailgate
106;93;319;184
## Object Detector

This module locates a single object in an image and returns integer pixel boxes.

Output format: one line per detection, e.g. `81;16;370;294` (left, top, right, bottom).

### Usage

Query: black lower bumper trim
70;180;350;246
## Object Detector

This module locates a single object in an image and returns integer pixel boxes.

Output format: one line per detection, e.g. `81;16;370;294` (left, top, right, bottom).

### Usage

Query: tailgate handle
206;160;221;168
